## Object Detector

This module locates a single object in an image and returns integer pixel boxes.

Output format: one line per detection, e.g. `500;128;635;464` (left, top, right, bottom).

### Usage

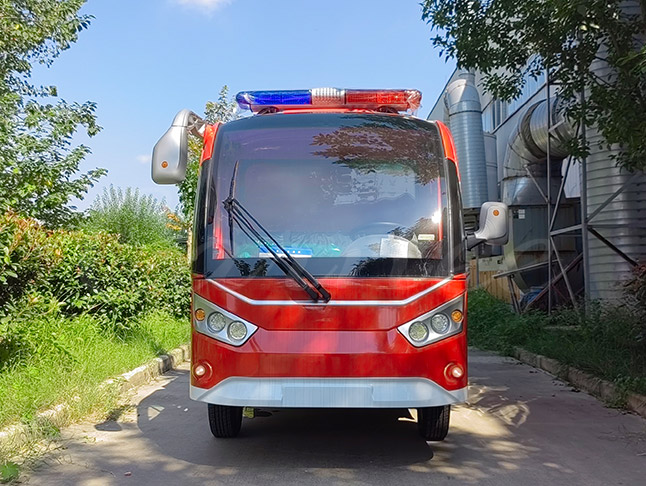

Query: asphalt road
26;350;646;485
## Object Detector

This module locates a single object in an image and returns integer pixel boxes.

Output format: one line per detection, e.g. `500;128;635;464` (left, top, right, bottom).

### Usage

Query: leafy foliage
1;461;19;483
0;212;191;364
624;263;646;340
0;0;106;227
0;211;47;306
422;1;646;170
84;186;176;247
177;85;236;226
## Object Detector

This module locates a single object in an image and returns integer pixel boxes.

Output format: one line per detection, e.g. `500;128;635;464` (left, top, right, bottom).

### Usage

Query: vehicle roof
221;111;439;131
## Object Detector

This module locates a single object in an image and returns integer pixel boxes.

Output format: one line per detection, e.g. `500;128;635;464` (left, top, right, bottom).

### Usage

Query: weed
468;289;646;396
0;461;19;483
0;311;189;430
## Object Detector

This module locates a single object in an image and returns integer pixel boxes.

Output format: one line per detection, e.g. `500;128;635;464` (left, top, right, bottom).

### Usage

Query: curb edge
0;344;190;454
512;347;646;419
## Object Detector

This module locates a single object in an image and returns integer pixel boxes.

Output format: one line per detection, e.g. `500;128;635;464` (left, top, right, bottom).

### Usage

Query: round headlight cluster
408;321;429;342
228;321;248;341
207;312;227;333
431;313;450;334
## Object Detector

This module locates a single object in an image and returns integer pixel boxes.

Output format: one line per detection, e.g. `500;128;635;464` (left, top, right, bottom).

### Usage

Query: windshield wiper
222;162;331;303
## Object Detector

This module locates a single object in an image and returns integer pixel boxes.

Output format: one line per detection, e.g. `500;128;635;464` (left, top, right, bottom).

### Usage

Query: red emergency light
236;88;422;114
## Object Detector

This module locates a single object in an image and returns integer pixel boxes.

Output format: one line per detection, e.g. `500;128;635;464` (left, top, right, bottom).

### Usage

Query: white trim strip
208;277;453;307
190;378;467;408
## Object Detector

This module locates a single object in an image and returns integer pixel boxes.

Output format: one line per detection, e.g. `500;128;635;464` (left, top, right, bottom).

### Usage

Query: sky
31;0;455;211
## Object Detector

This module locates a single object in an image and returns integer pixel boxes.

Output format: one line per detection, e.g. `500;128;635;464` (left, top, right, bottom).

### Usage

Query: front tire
417;405;450;441
208;404;243;438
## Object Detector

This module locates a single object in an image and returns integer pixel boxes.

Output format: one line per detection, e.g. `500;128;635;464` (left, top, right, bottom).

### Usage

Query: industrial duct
444;72;488;209
501;99;574;206
501;98;577;295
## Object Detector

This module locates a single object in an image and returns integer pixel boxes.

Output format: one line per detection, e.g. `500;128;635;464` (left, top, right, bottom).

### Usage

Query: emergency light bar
235;88;422;114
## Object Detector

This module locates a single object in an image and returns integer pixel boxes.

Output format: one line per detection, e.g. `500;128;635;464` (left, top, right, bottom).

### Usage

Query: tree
422;1;646;171
0;0;106;227
177;85;236;226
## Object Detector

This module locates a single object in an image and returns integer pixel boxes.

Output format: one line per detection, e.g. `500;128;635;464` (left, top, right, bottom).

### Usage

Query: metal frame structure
493;67;641;314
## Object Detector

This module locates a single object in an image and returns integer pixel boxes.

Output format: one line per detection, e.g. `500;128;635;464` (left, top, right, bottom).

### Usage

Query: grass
0;310;189;434
468;289;646;397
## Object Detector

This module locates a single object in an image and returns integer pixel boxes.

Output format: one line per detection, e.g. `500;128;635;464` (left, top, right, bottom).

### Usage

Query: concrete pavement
25;350;646;485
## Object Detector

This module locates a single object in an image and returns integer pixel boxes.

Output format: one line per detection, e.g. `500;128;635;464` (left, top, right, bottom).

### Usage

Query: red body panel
191;277;468;392
193;277;465;331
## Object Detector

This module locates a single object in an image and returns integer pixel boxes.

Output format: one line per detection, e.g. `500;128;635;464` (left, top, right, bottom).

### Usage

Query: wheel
208;404;243;438
417;405;450;441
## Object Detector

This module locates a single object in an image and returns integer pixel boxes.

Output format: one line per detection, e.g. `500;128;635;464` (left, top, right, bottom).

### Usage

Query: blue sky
32;0;455;210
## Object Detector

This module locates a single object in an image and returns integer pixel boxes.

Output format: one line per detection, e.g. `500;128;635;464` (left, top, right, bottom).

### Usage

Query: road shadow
135;369;434;469
28;350;646;485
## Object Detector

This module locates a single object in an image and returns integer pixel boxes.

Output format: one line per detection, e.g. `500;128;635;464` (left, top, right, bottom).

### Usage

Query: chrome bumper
190;377;467;408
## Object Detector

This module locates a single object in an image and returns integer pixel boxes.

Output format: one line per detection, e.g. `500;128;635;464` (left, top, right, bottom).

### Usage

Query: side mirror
152;109;205;184
467;202;509;250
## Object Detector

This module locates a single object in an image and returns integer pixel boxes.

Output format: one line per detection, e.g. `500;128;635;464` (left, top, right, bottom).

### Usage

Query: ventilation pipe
501;99;574;206
444;72;488;209
501;99;576;293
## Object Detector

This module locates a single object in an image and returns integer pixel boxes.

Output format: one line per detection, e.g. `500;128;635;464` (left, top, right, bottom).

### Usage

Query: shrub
84;186;176;247
0;211;48;307
468;289;646;395
41;230;191;328
0;212;191;367
467;289;545;354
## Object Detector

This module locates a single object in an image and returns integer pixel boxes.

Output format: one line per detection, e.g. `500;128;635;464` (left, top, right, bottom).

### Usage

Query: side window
446;161;466;274
192;158;211;275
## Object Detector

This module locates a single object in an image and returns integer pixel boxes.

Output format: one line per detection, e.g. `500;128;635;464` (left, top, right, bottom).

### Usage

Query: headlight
397;294;464;347
207;312;227;333
192;294;257;347
430;314;450;334
228;321;248;341
408;322;429;342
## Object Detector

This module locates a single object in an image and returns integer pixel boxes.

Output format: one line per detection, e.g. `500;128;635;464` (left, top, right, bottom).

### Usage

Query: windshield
195;113;457;278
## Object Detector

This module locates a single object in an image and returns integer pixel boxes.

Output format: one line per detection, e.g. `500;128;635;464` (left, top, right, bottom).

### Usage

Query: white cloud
136;154;150;165
173;0;233;12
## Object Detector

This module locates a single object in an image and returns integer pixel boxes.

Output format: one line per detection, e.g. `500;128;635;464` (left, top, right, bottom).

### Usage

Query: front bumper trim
190;377;467;408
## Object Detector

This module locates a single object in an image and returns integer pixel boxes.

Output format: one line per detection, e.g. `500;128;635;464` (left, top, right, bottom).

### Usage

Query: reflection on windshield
311;117;441;185
208;114;448;278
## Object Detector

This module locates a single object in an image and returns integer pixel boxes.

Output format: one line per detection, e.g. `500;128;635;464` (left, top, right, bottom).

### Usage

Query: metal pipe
501;99;573;206
546;69;553;314
578;31;591;305
445;71;489;209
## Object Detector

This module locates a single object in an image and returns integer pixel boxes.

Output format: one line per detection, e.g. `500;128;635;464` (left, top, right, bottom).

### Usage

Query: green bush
467;289;545;354
0;212;49;306
468;289;646;396
84;186;177;247
41;230;190;326
0;212;191;368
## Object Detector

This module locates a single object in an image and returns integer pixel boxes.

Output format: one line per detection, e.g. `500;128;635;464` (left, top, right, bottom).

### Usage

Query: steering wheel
349;221;403;239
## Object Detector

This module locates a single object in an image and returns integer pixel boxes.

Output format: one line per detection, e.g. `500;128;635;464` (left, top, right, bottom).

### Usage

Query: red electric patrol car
151;88;508;440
